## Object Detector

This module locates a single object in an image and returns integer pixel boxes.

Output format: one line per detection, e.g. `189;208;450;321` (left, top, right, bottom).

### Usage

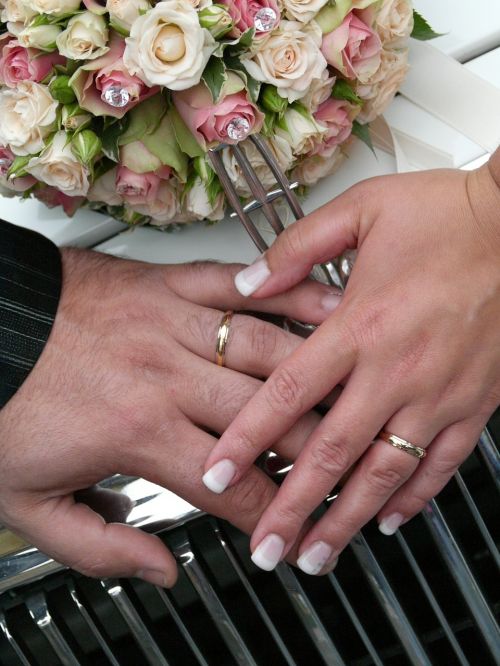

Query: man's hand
203;160;500;575
0;248;340;586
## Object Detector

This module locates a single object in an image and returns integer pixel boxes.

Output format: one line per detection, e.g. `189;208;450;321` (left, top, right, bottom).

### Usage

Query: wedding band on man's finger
215;311;234;367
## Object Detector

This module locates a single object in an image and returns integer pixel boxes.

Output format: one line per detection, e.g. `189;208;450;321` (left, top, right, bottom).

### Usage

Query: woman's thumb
234;188;361;298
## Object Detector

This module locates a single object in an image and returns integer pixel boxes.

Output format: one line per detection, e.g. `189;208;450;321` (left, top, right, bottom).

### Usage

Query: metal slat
422;500;500;657
327;573;384;666
173;536;258;666
454;471;500;569
275;563;346;666
212;521;297;666
0;609;31;666
67;582;120;666
394;532;470;666
350;533;432;666
101;579;169;666
26;592;80;666
478;428;500;493
155;588;210;666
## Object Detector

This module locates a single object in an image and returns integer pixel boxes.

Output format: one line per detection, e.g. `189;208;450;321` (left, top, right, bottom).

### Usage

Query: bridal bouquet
0;0;434;227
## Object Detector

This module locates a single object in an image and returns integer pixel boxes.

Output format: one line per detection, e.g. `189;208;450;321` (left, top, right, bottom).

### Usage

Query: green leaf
170;106;205;159
142;114;188;181
225;55;261;103
331;79;362;105
411;10;442;41
352;121;375;155
206;175;223;206
118;94;166;146
7;155;31;179
101;116;129;161
202;56;227;103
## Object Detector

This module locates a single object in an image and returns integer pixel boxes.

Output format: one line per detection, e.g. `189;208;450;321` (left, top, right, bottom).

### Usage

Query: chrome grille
1;424;499;665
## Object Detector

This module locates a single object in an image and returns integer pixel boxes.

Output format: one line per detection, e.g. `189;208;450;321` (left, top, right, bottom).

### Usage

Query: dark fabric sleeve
0;219;62;409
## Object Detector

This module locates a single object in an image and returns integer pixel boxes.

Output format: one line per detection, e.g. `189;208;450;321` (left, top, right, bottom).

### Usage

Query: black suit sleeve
0;219;62;409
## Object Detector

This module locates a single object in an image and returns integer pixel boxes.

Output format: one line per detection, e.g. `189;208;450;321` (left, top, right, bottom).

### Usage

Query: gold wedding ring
378;430;427;460
215;311;234;367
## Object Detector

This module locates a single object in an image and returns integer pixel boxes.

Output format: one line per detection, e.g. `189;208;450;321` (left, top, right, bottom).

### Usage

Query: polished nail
251;534;286;571
235;258;271;297
202;459;236;494
137;569;169;587
379;512;404;536
321;292;342;312
297;541;334;575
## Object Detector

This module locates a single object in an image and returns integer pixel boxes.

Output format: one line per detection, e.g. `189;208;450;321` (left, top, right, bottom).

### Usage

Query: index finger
202;314;356;494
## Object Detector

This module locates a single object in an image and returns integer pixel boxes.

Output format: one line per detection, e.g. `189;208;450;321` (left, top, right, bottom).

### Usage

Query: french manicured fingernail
251;534;286;571
137;569;169;588
202;459;236;494
297;541;335;575
235;258;271;297
379;512;404;536
321;292;342;312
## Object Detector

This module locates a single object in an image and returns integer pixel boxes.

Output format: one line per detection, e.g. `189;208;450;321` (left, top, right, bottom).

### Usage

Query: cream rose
131;180;179;224
18;24;61;50
300;68;335;112
123;0;216;90
375;0;413;47
106;0;151;33
184;177;225;222
87;167;123;206
221;134;293;197
26;131;90;196
356;47;409;122
25;0;81;16
1;0;36;26
276;106;326;156
0;81;57;155
242;20;327;103
56;12;109;60
282;0;328;23
292;146;345;186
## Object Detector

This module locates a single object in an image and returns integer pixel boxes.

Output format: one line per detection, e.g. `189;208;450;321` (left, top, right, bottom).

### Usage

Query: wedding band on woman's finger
215;311;234;367
377;429;427;459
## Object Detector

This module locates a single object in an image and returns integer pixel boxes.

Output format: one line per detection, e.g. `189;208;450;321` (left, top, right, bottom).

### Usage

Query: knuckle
268;367;303;413
364;462;408;495
309;437;352;478
245;319;282;365
277;224;308;264
226;474;275;523
71;555;111;579
273;500;307;527
183;308;215;349
431;457;461;478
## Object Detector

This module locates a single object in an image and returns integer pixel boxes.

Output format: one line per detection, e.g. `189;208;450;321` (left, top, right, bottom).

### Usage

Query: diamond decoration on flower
227;117;251;141
254;8;277;33
102;86;131;108
0;158;12;168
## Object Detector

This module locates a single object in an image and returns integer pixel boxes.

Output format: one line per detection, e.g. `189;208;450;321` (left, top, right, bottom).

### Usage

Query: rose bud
261;85;287;115
50;75;77;104
62;103;92;131
71;129;102;166
199;5;234;39
17;24;62;51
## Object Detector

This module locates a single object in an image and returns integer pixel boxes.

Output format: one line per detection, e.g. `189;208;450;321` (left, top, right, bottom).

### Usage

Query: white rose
18;24;62;50
25;0;80;16
301;68;335;112
188;0;212;9
87;167;123;207
106;0;151;32
26;131;90;196
293;147;345;186
184;177;225;221
1;0;36;25
282;0;328;23
357;47;409;122
123;0;216;90
243;20;327;103
56;12;109;60
133;180;180;224
375;0;413;47
222;134;293;197
0;81;57;155
276;107;326;156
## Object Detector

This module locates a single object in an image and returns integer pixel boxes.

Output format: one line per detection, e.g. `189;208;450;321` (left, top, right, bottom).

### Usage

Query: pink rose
70;33;158;119
321;12;381;83
219;0;280;37
0;39;64;88
312;98;354;156
0;145;36;192
173;84;264;148
34;186;85;216
116;166;162;206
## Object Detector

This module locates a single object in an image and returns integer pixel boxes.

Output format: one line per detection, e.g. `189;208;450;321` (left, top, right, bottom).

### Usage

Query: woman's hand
0;248;339;586
202;157;500;575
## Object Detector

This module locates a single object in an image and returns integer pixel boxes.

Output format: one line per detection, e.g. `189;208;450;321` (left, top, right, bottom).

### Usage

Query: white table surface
1;1;499;250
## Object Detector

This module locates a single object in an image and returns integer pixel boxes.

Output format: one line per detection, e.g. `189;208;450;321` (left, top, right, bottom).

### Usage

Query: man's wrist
487;146;500;190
